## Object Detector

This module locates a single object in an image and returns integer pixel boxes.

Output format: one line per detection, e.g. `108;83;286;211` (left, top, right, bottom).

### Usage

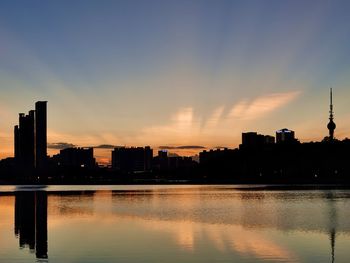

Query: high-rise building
242;132;261;146
14;125;19;160
111;146;153;172
16;111;35;168
59;147;96;168
241;132;275;148
264;135;275;144
14;102;48;171
276;128;295;143
35;101;47;169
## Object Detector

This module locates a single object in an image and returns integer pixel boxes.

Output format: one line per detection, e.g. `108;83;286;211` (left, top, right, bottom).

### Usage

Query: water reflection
14;191;48;260
2;186;350;262
326;192;337;263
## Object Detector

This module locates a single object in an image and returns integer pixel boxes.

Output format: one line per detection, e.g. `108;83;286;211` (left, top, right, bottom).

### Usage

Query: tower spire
330;88;333;120
327;88;336;140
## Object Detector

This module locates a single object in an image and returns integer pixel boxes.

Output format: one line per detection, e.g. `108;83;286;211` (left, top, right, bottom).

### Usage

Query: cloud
138;107;199;145
159;145;206;150
48;142;76;150
49;143;121;150
204;106;225;128
93;144;119;149
229;91;301;120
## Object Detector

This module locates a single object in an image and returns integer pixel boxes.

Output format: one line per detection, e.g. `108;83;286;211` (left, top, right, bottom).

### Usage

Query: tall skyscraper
35;101;47;169
327;88;336;141
16;111;35;169
14;125;19;161
14;101;48;171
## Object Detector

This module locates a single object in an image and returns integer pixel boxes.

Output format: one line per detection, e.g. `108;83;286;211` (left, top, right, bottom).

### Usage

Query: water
0;185;349;263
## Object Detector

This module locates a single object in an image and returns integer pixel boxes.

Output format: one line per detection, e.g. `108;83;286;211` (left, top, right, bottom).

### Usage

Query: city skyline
2;2;350;263
0;86;346;165
1;1;350;163
0;87;343;166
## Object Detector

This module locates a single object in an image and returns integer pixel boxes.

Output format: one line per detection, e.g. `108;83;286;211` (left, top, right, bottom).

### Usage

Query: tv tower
327;88;336;140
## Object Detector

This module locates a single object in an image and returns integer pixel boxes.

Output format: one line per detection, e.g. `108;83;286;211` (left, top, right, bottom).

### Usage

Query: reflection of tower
327;88;336;140
325;191;337;263
330;228;335;263
14;192;48;259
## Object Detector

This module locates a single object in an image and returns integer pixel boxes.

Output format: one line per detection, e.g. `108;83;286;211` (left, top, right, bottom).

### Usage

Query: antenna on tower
330;87;333;120
327;87;336;140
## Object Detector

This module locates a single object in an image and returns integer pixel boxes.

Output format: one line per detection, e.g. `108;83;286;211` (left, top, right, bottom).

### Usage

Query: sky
1;0;350;163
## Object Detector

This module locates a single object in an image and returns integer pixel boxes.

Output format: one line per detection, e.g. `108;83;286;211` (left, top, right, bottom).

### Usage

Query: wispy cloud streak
229;91;301;120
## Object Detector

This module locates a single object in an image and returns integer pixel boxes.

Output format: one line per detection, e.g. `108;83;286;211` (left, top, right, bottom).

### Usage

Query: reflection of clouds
45;188;350;235
108;188;350;234
48;195;94;217
130;217;298;261
174;221;196;251
230;228;296;262
0;196;14;228
29;188;350;262
0;194;297;261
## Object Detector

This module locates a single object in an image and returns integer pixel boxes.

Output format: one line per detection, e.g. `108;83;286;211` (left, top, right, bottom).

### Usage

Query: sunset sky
1;0;350;162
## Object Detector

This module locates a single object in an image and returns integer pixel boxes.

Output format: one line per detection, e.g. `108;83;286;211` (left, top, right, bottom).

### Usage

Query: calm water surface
0;185;349;263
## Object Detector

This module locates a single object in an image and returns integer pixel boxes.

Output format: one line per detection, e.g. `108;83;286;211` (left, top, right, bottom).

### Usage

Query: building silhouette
14;125;19;162
14;102;48;174
154;150;169;171
276;128;296;144
15;111;35;169
111;146;153;172
58;147;96;168
35;101;48;170
241;132;275;148
2;89;350;184
153;150;195;172
14;191;48;259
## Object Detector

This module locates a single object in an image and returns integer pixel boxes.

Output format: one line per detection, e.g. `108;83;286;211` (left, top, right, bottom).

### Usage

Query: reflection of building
59;148;96;168
276;128;295;143
111;146;153;172
14;102;48;171
15;191;48;259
